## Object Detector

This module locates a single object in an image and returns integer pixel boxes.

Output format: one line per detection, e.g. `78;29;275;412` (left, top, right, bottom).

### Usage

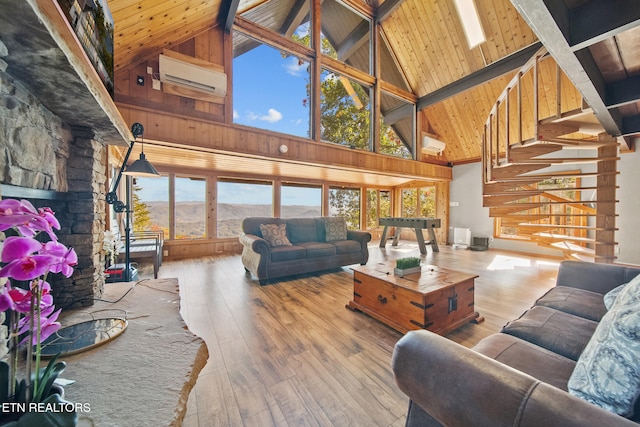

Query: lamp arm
106;140;136;209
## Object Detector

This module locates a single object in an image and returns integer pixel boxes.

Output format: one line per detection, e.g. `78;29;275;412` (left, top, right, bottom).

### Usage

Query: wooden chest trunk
348;264;480;335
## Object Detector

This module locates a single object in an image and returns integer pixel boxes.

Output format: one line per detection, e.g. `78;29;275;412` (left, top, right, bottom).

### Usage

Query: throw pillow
325;217;347;242
604;283;627;310
259;224;292;247
568;273;640;417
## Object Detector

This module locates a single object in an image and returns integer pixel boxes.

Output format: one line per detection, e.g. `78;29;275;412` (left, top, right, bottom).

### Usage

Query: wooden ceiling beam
417;42;542;110
221;0;240;33
376;0;405;24
279;0;310;38
336;20;369;62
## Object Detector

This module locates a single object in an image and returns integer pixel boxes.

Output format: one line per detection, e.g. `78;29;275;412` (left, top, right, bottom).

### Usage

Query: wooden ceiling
107;0;640;170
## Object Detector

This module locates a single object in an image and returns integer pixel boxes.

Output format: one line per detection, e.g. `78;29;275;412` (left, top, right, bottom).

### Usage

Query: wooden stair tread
485;171;618;183
516;223;617;231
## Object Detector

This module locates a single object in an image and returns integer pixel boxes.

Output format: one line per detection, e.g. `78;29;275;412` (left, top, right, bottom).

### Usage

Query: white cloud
284;57;306;77
246;111;259;121
233;110;239;119
260;108;283;123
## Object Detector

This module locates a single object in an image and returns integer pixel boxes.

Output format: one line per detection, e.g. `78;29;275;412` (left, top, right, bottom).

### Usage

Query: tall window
380;91;413;159
366;189;391;229
321;69;371;150
402;186;436;218
133;176;169;237
233;32;311;138
419;187;436;217
174;176;206;239
329;187;360;229
281;183;322;218
217;179;273;238
320;0;371;74
401;189;417;217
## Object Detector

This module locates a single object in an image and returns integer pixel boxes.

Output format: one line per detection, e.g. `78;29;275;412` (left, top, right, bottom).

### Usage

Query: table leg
379;226;390;248
392;227;401;246
428;226;440;252
414;228;427;254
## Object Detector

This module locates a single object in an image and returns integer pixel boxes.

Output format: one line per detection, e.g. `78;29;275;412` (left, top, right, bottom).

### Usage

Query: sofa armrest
347;230;371;264
392;330;636;427
556;261;640;294
239;233;270;281
347;229;372;244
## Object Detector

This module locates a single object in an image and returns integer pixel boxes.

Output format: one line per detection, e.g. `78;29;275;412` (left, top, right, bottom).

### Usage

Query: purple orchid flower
0;236;54;281
43;241;78;278
0;199;58;240
18;305;62;345
0;283;15;312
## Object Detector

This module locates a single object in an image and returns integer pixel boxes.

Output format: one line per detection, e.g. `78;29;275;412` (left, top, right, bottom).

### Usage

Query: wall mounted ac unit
421;135;446;155
159;54;227;97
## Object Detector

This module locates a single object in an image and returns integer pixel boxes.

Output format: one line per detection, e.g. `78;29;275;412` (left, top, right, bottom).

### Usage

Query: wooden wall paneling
224;31;233;124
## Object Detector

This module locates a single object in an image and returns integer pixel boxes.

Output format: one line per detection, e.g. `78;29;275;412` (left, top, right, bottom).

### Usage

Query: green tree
329;188;360;229
132;182;152;232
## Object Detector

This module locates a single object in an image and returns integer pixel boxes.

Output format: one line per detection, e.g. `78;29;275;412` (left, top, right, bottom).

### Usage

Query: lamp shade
122;152;160;177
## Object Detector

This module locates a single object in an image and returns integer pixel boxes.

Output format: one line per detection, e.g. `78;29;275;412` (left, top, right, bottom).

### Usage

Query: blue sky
135;178;321;206
233;43;310;138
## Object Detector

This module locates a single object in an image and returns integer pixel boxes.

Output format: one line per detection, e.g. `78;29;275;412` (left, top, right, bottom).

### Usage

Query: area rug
56;278;208;427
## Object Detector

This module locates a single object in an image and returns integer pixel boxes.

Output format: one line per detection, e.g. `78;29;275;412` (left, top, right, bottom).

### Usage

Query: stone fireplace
1;68;107;308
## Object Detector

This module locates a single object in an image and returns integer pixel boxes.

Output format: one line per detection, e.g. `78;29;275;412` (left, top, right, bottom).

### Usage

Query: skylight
453;0;486;49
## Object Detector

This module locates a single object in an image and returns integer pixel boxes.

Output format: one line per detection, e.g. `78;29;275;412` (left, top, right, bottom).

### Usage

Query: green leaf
31;355;66;403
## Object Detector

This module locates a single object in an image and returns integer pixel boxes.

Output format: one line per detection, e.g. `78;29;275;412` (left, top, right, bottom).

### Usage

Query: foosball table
379;217;441;254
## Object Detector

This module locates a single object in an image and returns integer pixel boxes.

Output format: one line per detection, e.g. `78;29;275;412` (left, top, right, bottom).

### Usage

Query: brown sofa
239;217;371;285
391;260;640;426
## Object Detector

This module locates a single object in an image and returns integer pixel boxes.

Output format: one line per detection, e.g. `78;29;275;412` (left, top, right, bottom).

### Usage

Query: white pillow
568;273;640;416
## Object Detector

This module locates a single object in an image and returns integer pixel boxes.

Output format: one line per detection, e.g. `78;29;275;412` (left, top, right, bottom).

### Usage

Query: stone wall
0;67;106;307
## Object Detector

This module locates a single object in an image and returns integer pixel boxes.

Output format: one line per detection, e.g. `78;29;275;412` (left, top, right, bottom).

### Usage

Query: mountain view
145;202;321;238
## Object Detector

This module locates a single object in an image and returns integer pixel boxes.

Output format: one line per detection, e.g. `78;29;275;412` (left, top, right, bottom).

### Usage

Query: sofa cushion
260;223;292;247
568;274;640;417
324;217;347;241
535;286;606;322
299;242;336;258
286;218;320;244
270;245;307;262
332;239;361;254
474;333;576;391
501;306;598;361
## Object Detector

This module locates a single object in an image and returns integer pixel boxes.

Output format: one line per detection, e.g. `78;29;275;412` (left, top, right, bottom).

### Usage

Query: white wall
616;148;640;265
450;148;640;264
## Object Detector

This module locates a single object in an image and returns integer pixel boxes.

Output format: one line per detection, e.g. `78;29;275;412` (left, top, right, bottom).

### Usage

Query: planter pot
394;266;422;277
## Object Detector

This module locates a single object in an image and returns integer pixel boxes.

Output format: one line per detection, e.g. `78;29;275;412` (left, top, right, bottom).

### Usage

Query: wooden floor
153;241;562;427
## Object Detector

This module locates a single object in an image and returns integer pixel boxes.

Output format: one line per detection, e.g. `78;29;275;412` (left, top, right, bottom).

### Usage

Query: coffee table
347;263;483;334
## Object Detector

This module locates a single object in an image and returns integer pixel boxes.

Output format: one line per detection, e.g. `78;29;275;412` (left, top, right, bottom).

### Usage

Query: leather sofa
239;217;371;285
391;260;640;426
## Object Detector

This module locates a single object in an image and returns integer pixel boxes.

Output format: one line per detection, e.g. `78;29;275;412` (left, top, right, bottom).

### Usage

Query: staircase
482;48;618;263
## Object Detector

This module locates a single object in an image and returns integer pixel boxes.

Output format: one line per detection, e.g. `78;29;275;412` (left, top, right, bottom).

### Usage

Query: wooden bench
119;230;164;279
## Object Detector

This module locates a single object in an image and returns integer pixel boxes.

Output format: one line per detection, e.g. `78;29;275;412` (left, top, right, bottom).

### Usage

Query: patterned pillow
259;224;292;247
604;283;628;310
568;273;640;416
325;217;347;242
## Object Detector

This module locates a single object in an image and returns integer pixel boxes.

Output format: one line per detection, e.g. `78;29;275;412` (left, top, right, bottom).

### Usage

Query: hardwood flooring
153;241;562;427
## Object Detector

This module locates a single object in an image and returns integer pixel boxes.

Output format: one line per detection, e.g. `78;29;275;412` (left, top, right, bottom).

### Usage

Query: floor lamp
106;123;159;281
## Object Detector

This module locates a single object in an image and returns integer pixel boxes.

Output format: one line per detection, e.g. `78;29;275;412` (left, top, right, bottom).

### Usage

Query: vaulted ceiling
106;0;640;165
